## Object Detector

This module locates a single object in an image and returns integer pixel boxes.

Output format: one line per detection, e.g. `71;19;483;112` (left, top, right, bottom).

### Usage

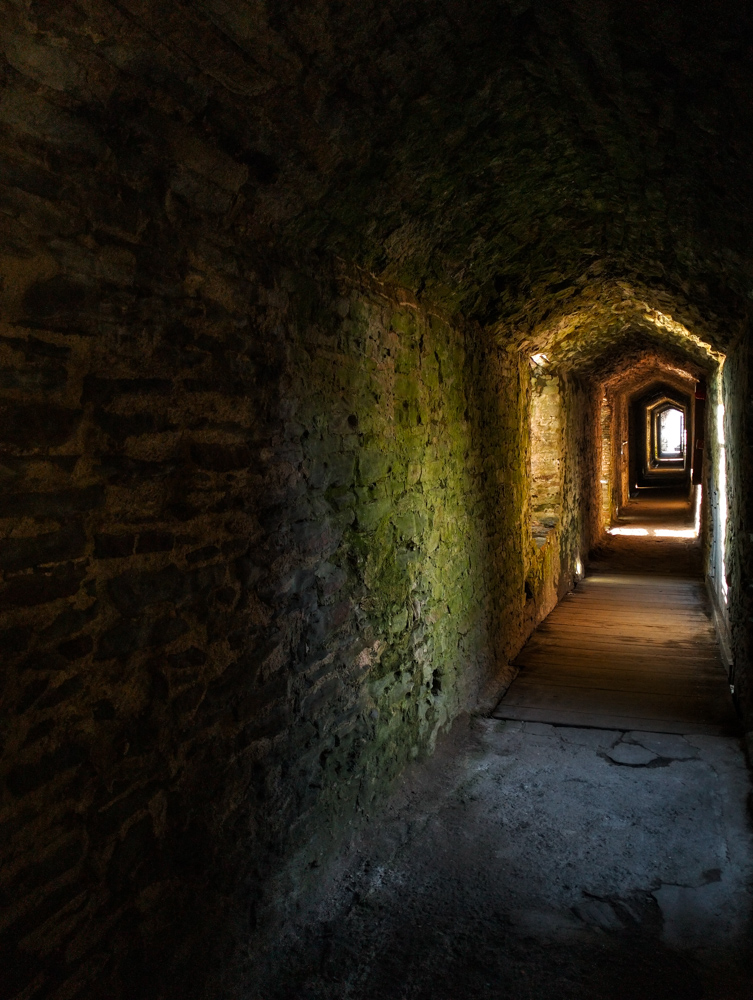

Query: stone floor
252;497;752;999
253;715;753;1000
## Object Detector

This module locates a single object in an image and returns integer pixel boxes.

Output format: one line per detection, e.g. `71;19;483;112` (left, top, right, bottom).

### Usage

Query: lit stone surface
606;742;658;766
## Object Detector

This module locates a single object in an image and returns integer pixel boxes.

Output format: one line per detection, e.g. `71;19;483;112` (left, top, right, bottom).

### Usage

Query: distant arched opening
629;382;693;492
655;405;685;462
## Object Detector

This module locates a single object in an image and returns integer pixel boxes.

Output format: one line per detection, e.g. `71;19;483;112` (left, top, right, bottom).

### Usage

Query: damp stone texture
0;1;752;998
1;252;574;996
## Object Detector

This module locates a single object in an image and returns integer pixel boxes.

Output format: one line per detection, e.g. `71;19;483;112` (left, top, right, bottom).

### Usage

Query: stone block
1;524;87;571
0;402;81;451
92;699;116;721
106;816;157;894
40;602;99;644
57;635;93;660
392;511;426;542
22;274;94;324
186;544;220;564
94;533;135;560
355;498;392;531
328;453;357;487
0;156;63;204
172;131;249;192
82;377;173;406
0;90;105;153
0;487;104;519
6;836;85;897
16;676;50;713
190;442;253;471
94;409;175;442
0;565;86;610
98;456;177;485
358;450;392;485
94;783;159;839
6;742;88;797
0;881;83;970
291;519;343;556
95;614;189;660
315;562;347;598
167;646;207;670
135;531;175;555
170;165;235;215
19;651;68;673
234;701;291;748
0;362;68;393
35;674;83;711
107;565;185;616
301;674;343;722
0;625;31;654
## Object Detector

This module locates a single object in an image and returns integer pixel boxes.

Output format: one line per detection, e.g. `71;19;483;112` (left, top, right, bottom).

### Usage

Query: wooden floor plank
518;638;719;655
494;495;740;736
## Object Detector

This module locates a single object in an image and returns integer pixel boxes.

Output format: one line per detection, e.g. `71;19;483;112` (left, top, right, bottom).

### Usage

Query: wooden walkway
494;493;740;735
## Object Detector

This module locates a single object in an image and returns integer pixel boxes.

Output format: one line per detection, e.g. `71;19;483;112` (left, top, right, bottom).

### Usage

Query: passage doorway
629;382;692;493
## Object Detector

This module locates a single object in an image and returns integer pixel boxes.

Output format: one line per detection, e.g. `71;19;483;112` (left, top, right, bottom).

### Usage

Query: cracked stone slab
624;732;699;759
605;742;658;766
653;880;753;949
558;727;621;749
265;719;753;998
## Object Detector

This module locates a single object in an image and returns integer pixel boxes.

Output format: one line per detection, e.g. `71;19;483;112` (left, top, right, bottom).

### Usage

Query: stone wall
599;397;615;528
529;369;563;539
710;332;752;727
0;220;296;997
264;275;535;919
522;365;597;634
2;215;557;996
0;6;594;985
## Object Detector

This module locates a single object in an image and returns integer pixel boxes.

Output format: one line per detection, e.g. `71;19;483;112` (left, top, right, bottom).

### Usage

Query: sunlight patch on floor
608;526;697;538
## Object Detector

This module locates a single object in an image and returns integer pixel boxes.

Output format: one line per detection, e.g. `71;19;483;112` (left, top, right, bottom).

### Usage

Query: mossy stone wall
2;247;568;997
276;275;533;855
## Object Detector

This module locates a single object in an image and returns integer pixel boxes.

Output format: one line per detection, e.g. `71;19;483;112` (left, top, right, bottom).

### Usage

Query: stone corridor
253;525;752;1000
2;2;753;998
494;492;738;735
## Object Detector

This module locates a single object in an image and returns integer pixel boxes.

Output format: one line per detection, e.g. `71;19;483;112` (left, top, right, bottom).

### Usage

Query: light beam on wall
717;402;728;603
694;485;703;538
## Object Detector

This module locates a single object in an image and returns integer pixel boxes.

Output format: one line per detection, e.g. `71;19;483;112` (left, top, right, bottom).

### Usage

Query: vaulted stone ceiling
3;0;752;346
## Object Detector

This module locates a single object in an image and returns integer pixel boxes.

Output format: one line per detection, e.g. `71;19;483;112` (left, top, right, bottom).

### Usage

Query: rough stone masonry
1;2;752;999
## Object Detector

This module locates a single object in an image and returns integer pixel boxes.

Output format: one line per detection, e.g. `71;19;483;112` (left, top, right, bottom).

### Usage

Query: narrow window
657;407;684;459
646;400;687;471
